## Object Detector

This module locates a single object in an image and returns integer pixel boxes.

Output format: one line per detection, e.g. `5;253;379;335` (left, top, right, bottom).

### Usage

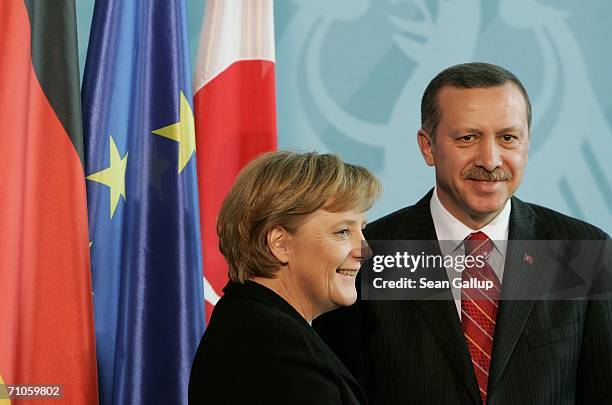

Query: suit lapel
487;197;551;398
398;191;482;405
329;348;370;404
414;298;481;404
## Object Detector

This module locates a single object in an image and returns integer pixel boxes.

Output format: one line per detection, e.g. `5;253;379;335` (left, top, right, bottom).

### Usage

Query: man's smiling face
418;83;530;228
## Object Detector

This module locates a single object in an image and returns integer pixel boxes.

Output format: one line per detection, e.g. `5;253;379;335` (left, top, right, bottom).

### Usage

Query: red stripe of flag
194;0;277;322
0;1;98;403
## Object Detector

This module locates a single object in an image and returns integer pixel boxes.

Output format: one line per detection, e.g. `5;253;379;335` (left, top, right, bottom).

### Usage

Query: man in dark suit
315;62;612;404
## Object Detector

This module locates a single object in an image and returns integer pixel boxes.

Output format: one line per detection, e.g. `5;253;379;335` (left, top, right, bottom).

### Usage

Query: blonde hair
217;151;381;283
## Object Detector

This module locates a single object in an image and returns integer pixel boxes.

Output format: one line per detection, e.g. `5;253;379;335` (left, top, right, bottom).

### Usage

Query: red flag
194;0;277;321
0;1;98;403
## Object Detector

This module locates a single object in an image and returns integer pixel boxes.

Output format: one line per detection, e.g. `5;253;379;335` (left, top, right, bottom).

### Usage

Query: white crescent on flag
203;276;221;306
193;0;275;90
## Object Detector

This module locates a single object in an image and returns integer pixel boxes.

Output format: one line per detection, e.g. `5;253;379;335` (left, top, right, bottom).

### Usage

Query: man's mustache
462;167;512;181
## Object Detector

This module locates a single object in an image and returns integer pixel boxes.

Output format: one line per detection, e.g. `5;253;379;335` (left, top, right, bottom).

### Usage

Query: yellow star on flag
151;91;196;173
0;372;10;405
86;135;128;219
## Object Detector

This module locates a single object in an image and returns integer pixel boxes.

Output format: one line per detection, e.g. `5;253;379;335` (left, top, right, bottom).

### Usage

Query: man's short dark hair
421;62;532;137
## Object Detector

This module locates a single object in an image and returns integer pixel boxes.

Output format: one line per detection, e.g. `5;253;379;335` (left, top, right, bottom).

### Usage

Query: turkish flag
193;0;277;322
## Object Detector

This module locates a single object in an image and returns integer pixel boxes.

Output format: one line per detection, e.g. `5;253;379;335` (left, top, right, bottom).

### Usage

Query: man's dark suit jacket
314;191;612;404
189;280;368;404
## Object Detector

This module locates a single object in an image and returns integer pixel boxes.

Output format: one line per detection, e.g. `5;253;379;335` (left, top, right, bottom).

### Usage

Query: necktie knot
465;231;493;257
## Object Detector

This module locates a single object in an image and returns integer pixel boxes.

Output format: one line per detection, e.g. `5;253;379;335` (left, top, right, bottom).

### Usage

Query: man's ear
267;226;290;265
417;128;435;166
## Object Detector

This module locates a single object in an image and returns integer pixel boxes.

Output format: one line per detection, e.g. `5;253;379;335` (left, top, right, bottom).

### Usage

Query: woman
189;151;380;404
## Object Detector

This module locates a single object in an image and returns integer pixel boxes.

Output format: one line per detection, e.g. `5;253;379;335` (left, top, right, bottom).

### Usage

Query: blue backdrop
77;0;612;233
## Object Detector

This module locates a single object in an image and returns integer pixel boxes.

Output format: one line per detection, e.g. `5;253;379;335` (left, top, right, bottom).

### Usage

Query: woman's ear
267;226;290;265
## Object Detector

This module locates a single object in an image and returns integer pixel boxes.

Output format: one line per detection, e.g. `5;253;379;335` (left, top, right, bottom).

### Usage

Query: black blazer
315;191;612;405
189;280;368;404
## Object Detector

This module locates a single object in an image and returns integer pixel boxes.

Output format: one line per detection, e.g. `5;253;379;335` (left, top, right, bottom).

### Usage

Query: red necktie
461;231;501;404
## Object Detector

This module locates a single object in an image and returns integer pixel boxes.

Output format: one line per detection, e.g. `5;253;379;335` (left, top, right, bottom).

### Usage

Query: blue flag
82;1;205;404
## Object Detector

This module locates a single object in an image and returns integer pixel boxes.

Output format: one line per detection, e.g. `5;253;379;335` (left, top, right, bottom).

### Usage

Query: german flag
0;1;98;403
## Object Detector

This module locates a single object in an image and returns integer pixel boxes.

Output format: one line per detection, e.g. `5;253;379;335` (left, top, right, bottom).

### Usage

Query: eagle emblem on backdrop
278;0;612;232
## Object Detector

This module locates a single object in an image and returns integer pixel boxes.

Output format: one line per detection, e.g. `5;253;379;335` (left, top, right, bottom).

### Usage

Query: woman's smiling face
285;208;367;318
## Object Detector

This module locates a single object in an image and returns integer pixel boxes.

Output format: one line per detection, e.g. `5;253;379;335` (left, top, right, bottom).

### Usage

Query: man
314;62;612;404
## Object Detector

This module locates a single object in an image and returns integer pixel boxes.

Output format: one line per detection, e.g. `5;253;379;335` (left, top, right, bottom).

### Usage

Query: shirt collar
430;186;511;253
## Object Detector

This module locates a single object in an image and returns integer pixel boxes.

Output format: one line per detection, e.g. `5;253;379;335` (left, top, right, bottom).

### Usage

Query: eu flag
82;1;205;404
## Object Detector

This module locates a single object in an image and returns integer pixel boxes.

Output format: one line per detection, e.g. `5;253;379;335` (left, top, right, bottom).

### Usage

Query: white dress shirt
429;187;511;319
